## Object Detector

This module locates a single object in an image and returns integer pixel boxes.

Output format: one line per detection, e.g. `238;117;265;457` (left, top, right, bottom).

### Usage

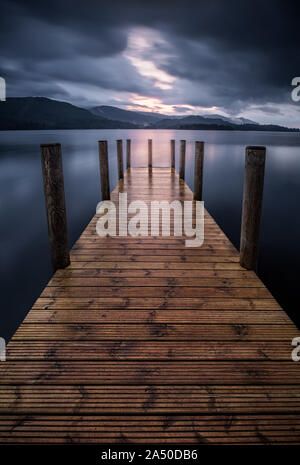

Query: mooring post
99;140;110;201
126;139;131;170
117;140;124;180
179;140;186;179
194;141;204;200
240;146;266;270
170;139;175;170
148;139;153;169
40;143;70;272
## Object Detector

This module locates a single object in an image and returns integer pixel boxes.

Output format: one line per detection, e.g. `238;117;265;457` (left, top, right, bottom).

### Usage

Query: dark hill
0;97;138;130
90;105;165;126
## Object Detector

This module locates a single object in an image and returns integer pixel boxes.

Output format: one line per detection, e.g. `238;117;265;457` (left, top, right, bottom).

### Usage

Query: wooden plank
54;268;257;278
6;341;295;360
24;309;289;324
69;255;241;263
48;277;265;288
65;261;245;269
12;323;298;341
40;286;271;298
32;297;282;310
0;361;300;385
70;249;240;256
0;415;300;444
1;385;300;414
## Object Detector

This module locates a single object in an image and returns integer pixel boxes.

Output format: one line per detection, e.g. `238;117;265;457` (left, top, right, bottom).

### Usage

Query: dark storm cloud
253;105;284;115
1;0;299;115
0;0;127;59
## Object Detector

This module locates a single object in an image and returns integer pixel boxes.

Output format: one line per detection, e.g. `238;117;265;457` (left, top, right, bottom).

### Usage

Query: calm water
0;129;300;341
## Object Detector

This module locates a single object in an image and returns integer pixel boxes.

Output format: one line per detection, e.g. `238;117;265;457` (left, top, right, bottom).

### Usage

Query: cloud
252;105;284;116
124;28;176;90
0;0;300;124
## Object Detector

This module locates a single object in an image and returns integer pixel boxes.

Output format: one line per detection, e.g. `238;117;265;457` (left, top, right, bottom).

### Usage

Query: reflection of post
0;337;6;362
0;77;6;101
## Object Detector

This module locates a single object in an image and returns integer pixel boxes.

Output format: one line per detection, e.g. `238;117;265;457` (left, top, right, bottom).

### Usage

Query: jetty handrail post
98;140;110;200
117;139;124;180
148;139;153;169
179;140;186;179
194;141;204;200
240;146;266;270
170;139;175;170
40;143;70;272
126;139;131;170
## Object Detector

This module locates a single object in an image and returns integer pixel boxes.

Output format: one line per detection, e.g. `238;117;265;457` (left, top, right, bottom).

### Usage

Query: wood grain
40;143;70;271
1;166;299;445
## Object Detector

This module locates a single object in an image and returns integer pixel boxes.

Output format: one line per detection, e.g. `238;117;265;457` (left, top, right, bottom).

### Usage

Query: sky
1;0;300;126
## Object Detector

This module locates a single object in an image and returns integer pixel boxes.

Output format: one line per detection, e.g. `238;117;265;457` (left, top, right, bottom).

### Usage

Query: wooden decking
1;167;300;444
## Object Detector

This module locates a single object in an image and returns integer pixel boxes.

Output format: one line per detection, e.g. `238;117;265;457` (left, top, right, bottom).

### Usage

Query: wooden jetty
0;140;300;444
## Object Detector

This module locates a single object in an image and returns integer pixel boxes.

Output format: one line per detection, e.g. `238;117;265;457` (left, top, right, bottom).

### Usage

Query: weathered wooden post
170;139;175;169
240;146;266;270
117;139;124;180
98;140;110;200
126;139;131;170
148;139;153;169
40;143;70;272
179;140;186;179
194;141;204;200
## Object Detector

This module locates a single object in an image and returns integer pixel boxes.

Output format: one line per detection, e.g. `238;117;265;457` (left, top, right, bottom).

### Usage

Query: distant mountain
151;115;235;128
202;114;256;125
0;98;138;130
90;105;297;132
150;114;269;129
91;105;240;127
0;98;298;132
152;117;299;132
90;105;166;126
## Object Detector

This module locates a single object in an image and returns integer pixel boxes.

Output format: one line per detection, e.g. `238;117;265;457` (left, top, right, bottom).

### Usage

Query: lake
1;129;300;341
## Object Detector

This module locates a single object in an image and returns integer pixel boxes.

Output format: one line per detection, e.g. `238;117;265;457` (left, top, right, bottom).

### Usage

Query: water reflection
0;129;300;340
